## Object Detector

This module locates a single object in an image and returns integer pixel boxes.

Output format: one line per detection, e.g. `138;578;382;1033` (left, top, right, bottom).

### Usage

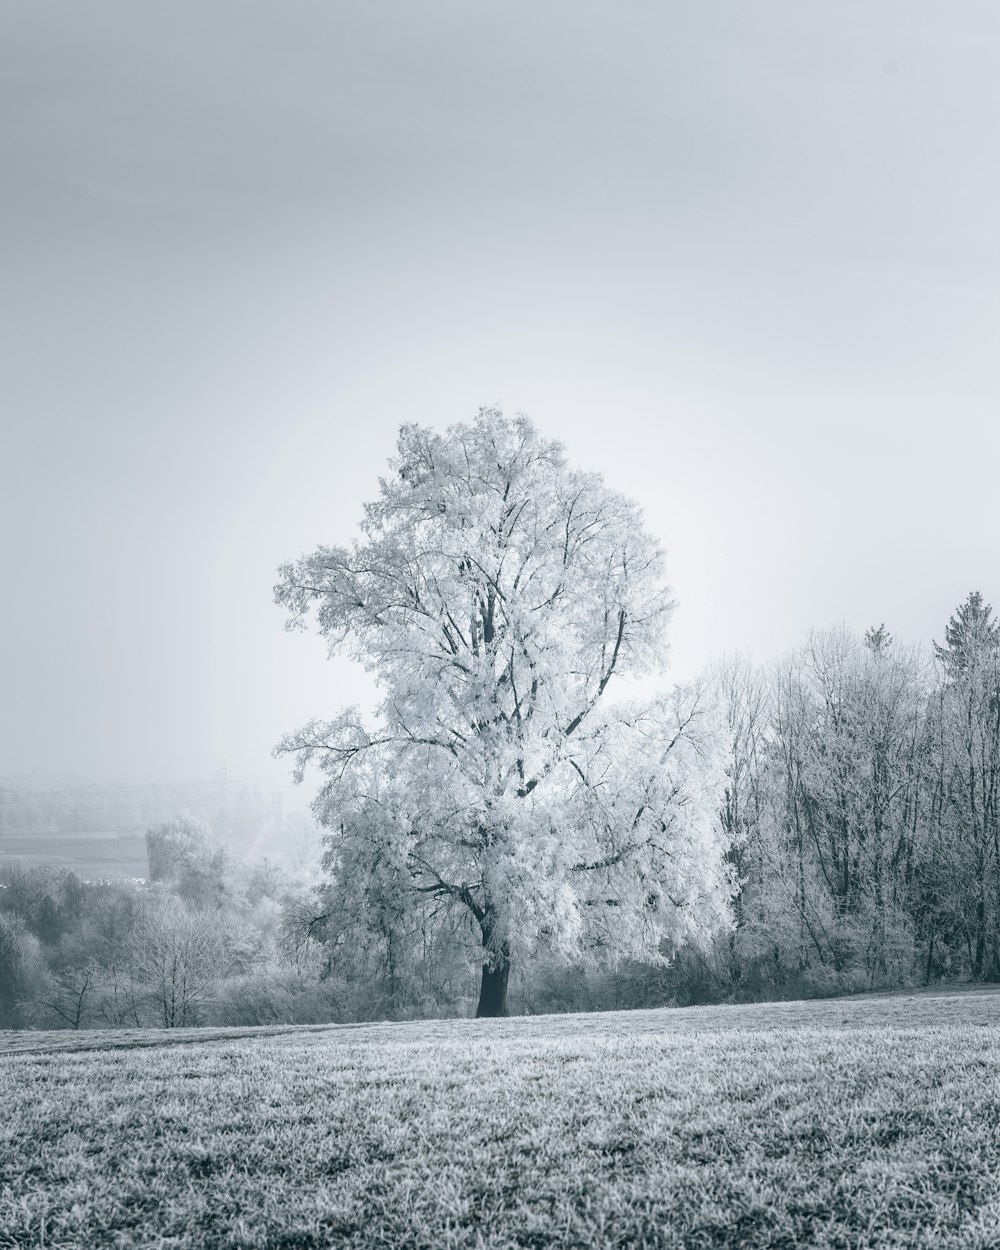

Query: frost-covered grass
4;992;1000;1248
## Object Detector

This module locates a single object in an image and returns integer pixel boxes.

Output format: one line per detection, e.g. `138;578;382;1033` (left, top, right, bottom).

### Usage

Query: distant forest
1;591;998;1030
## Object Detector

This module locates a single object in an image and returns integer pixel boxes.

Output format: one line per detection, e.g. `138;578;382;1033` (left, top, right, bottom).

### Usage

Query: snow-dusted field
4;992;1000;1248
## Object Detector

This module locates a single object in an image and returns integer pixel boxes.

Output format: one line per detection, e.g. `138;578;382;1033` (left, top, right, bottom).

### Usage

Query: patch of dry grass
4;993;1000;1248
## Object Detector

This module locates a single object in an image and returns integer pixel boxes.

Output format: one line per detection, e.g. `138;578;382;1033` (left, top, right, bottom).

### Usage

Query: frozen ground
3;990;1000;1248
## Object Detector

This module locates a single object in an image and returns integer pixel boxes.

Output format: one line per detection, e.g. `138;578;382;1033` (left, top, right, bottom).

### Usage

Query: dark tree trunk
475;943;511;1017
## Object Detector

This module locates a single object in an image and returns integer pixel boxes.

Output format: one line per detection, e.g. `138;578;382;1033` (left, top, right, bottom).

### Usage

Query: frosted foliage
276;410;731;972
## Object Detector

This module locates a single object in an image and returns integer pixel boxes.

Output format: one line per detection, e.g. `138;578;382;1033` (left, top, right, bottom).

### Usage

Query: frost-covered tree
931;592;1000;976
146;816;230;908
130;899;232;1028
275;409;731;1015
710;630;932;996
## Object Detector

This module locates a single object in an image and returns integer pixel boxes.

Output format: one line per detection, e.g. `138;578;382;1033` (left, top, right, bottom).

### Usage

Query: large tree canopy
275;410;731;1015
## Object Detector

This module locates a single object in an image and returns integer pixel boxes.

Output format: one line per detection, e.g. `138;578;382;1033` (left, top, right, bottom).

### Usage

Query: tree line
0;818;339;1030
3;409;997;1027
1;591;996;1029
700;592;1000;999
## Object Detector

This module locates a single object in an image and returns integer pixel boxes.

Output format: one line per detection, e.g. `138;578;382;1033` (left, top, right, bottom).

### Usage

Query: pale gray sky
2;1;998;790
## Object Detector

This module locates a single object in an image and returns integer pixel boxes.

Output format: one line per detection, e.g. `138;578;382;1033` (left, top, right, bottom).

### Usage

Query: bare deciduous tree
131;900;232;1028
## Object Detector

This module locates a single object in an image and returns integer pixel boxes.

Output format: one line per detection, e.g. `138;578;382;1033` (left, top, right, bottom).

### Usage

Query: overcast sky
2;1;998;793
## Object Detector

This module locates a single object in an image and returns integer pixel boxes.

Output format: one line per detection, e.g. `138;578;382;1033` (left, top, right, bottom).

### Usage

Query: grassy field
3;992;1000;1249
